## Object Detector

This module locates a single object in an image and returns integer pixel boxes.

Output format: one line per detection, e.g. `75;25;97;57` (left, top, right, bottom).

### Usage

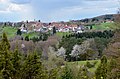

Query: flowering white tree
57;47;66;58
70;39;98;60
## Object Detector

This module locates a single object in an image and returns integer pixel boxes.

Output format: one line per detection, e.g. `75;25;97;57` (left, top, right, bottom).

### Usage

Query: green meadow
92;22;114;30
68;60;100;73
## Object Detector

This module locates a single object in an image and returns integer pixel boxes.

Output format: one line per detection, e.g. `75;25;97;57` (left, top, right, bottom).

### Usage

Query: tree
77;65;89;79
48;68;59;79
0;33;13;79
57;47;66;58
53;26;56;34
4;22;7;26
107;59;119;79
61;65;73;79
94;37;110;57
42;34;48;41
22;52;46;79
1;32;10;49
104;30;120;79
90;25;92;29
26;20;28;23
104;7;120;78
17;29;22;35
59;37;83;61
11;48;22;79
38;20;41;22
95;55;108;79
25;36;29;41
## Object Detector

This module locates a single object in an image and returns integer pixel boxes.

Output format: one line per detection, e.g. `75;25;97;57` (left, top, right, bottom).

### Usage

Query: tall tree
17;29;22;35
22;52;46;79
11;48;22;79
25;36;29;41
95;55;108;79
0;33;13;79
1;32;10;50
53;26;56;34
105;8;120;79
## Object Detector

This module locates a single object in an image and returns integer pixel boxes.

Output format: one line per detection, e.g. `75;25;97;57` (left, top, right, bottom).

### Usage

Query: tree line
63;30;114;39
59;30;114;61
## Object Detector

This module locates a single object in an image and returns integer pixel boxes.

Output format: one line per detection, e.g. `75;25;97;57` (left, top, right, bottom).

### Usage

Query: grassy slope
68;60;100;73
0;26;17;38
22;32;39;39
56;32;71;38
0;26;39;39
92;22;114;30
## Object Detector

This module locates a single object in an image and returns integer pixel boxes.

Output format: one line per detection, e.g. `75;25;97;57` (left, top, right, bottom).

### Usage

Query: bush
25;36;29;41
86;61;95;68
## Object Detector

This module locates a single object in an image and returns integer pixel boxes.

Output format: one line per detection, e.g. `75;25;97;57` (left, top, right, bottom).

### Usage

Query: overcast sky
0;0;119;22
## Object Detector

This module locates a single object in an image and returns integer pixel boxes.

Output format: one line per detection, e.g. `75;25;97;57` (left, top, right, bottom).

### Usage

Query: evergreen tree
11;48;22;79
53;26;56;34
107;59;118;79
95;55;108;79
22;52;46;79
42;34;48;41
17;29;22;35
25;36;29;41
90;25;92;29
38;20;41;22
1;32;10;50
0;33;13;79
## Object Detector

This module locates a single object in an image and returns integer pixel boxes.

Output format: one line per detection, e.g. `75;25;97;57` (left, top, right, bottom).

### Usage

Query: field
0;26;17;38
22;32;39;39
56;32;72;38
68;60;100;73
92;22;114;30
0;26;40;39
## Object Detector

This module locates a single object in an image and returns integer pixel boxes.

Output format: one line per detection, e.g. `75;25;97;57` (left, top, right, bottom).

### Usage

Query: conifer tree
0;33;13;79
53;26;56;34
25;36;29;41
11;48;22;79
22;52;46;79
17;29;22;35
1;32;10;50
95;55;108;79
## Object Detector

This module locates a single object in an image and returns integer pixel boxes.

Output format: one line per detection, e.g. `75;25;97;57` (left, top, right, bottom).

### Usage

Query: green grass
56;32;72;38
68;60;100;73
22;32;39;39
0;26;17;38
0;26;40;39
92;22;114;30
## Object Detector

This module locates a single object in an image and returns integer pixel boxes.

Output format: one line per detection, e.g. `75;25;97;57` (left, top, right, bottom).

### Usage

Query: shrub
86;61;95;68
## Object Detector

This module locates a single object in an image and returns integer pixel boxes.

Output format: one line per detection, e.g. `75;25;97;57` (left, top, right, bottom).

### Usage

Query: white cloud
0;0;119;22
49;0;119;21
7;4;22;11
0;0;34;21
0;0;32;12
0;0;8;3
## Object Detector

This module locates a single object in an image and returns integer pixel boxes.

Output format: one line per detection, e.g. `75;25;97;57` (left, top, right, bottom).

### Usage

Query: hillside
69;14;117;25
